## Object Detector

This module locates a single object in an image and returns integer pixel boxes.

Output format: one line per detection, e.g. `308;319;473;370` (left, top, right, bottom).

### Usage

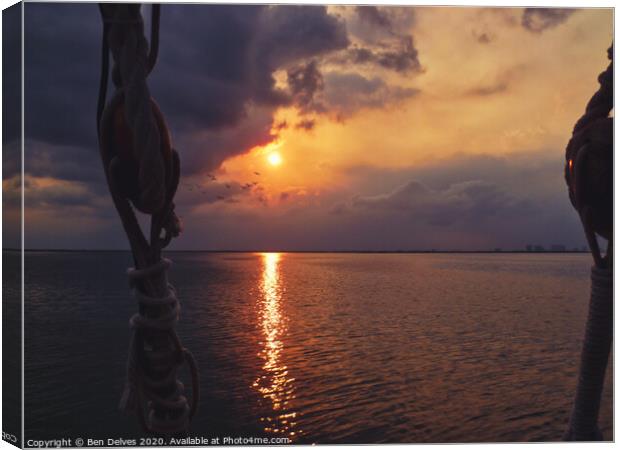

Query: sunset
2;2;614;446
2;4;611;251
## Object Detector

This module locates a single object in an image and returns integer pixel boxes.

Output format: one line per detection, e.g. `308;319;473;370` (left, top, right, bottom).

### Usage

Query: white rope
119;258;198;434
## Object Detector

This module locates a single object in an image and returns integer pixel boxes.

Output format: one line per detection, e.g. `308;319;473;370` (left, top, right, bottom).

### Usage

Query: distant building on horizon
550;244;566;252
526;244;545;252
525;244;545;252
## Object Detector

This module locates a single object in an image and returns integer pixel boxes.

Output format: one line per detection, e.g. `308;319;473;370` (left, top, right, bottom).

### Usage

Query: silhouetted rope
97;3;199;435
563;44;613;442
564;266;612;441
120;259;199;434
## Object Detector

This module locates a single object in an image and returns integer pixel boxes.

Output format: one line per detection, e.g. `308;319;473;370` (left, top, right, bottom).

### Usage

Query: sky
3;4;613;251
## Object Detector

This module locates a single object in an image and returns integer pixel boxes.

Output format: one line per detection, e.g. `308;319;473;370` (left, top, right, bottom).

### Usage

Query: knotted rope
564;266;612;441
97;4;199;435
120;259;199;434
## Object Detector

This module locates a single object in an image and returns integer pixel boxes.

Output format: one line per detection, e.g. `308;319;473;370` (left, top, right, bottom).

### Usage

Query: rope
96;5;109;139
97;5;199;435
119;258;199;434
563;45;613;441
147;5;160;74
98;5;158;138
104;5;167;214
564;44;613;267
564;266;612;441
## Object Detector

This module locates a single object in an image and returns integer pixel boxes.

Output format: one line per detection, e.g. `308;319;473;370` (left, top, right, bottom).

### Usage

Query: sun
267;152;283;166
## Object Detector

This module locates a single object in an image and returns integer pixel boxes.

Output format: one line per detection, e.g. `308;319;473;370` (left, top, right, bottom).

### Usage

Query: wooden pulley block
565;117;613;240
100;91;177;215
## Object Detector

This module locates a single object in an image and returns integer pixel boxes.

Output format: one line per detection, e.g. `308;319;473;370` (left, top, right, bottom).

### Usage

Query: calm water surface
21;252;612;443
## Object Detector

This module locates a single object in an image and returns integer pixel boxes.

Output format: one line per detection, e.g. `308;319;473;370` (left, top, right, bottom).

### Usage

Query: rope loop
120;258;199;435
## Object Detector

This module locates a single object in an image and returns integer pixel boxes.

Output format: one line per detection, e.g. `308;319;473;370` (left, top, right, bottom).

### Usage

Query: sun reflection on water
253;253;300;439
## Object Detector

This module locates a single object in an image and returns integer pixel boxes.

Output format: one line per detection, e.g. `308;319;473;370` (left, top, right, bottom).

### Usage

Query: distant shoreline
4;248;591;254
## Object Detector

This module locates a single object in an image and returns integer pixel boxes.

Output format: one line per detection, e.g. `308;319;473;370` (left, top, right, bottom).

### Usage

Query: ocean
13;251;613;443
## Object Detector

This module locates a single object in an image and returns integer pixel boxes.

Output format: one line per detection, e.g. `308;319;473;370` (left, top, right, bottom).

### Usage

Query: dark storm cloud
176;109;275;176
153;4;348;131
2;141;20;180
23;3;353;182
3;4;22;146
521;8;576;33
24;4;348;146
24;3;101;149
255;6;349;70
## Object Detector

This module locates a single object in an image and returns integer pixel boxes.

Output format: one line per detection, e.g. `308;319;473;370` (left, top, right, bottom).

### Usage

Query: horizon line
3;248;591;254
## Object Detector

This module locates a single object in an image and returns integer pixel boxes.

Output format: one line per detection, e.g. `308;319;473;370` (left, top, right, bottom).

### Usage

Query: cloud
466;80;509;97
346;35;422;74
24;140;106;185
256;5;349;71
322;72;419;117
351;5;416;40
295;119;316;131
521;8;576;33
3;5;21;146
327;6;422;75
24;4;101;149
3;174;109;214
181;149;585;252
287;60;325;113
348;179;530;226
175;107;276;176
355;6;392;31
23;3;351;181
463;65;526;97
318;151;586;251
